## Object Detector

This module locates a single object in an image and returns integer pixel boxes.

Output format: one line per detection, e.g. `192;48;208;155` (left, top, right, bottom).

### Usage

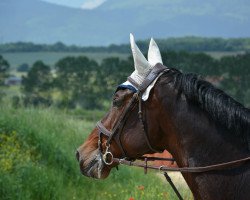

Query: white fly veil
121;34;165;101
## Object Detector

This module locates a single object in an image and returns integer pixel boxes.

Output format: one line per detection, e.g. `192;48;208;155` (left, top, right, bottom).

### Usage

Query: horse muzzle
76;150;110;179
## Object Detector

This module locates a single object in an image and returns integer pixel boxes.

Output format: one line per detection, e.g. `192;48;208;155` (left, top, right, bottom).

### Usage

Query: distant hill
0;0;250;45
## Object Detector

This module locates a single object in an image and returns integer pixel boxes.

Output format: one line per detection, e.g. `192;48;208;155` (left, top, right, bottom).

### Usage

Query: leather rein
96;63;250;172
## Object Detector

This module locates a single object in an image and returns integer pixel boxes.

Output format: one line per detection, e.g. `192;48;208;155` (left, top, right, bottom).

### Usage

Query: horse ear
148;38;163;66
130;33;150;74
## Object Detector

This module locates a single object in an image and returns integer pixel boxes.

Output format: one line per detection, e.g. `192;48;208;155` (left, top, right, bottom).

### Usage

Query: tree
55;56;100;109
0;55;10;85
219;53;250;105
22;61;52;106
98;57;132;99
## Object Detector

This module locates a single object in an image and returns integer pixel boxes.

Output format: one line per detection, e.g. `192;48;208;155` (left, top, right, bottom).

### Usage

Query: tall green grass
0;106;192;200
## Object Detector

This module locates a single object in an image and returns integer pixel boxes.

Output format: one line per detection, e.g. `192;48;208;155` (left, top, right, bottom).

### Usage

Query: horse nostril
76;150;80;162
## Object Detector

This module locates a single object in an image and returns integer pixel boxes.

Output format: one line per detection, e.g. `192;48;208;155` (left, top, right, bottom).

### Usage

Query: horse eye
113;98;123;107
112;93;124;107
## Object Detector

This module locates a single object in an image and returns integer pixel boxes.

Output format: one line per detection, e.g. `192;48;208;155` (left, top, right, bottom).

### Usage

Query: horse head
76;34;172;179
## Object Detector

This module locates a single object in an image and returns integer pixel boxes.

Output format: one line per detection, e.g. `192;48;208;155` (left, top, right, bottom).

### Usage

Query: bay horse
76;34;250;200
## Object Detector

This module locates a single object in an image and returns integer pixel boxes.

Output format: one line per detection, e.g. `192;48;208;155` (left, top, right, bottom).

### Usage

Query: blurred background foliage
1;39;250;109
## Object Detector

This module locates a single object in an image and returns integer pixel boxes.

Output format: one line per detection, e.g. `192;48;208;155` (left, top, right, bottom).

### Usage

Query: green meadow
0;105;192;200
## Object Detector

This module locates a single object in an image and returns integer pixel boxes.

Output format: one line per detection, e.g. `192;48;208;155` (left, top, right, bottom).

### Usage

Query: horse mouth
79;154;109;179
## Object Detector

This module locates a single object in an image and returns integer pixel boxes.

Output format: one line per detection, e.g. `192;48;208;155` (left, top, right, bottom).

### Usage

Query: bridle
94;63;250;200
96;62;250;166
96;63;169;165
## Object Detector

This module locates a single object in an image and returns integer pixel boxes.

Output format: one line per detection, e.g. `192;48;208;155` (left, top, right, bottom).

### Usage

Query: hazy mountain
0;0;249;45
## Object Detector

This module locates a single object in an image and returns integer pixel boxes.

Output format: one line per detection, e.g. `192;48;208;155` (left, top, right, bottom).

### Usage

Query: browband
128;63;169;93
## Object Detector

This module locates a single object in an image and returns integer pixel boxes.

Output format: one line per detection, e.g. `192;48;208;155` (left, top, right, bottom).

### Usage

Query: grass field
0;105;192;200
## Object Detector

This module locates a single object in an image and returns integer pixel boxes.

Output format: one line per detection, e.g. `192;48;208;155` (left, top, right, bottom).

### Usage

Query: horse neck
158;92;250;199
159;94;247;167
153;75;250;199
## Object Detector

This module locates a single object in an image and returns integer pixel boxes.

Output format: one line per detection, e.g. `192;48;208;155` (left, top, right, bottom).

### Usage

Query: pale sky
41;0;106;9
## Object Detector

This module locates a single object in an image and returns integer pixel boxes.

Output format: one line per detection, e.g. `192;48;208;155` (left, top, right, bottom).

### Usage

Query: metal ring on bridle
103;151;114;165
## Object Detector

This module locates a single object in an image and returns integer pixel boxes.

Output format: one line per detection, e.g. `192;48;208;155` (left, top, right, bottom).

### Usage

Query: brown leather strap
127;64;169;154
113;156;250;173
164;172;184;200
139;63;169;92
96;121;112;137
137;156;175;162
106;93;138;145
96;93;138;157
97;121;128;156
137;93;162;153
128;63;169;93
127;77;140;89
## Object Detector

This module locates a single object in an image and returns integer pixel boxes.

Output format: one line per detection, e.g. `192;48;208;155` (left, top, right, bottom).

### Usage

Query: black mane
170;69;250;149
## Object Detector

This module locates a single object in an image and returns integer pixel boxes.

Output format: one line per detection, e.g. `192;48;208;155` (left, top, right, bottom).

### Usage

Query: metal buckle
159;165;164;172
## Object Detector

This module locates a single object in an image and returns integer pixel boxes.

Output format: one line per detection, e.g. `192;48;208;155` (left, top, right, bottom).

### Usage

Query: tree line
1;37;250;53
1;51;250;109
13;56;133;109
